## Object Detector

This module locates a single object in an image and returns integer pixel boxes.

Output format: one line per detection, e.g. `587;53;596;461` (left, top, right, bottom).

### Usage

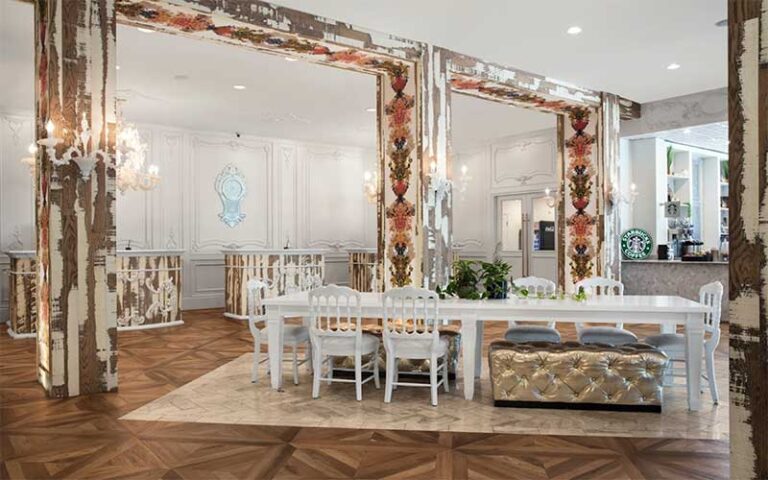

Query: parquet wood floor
0;311;729;479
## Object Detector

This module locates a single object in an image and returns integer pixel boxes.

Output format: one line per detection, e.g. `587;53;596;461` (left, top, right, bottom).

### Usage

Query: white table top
263;291;710;315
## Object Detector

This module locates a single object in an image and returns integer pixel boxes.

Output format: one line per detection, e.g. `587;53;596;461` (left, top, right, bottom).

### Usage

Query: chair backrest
575;277;624;296
699;281;724;340
247;278;271;337
382;286;440;350
308;284;362;340
514;276;556;297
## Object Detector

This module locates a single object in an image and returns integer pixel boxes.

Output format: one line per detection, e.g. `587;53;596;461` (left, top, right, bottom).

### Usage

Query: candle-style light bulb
545;187;551;197
45;120;54;135
630;183;637;192
460;164;468;176
27;143;38;155
429;160;437;174
363;171;373;182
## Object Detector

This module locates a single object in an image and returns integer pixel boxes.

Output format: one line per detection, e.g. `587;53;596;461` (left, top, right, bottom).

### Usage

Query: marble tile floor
123;346;729;441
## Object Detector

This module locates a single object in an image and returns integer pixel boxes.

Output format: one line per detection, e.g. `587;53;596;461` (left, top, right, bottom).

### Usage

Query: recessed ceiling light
136;27;154;33
365;107;376;113
666;63;681;70
233;84;246;90
285;57;298;62
715;19;727;27
566;26;582;35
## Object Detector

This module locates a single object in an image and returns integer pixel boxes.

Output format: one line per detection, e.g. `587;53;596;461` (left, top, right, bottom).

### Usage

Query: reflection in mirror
451;93;558;282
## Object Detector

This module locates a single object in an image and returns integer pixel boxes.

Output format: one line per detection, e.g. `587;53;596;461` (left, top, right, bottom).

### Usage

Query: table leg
461;314;477;400
267;309;285;390
474;320;484;377
685;312;704;411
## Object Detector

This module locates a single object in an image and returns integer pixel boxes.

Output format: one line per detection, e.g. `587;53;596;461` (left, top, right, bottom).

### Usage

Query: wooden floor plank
0;311;729;479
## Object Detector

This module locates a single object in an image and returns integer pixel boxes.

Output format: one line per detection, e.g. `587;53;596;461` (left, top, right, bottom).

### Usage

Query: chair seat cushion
644;333;685;349
504;326;561;344
261;324;309;343
318;333;379;356
579;327;638;346
387;336;450;359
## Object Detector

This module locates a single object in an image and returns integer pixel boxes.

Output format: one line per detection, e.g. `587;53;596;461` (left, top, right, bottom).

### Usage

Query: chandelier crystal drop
116;122;160;193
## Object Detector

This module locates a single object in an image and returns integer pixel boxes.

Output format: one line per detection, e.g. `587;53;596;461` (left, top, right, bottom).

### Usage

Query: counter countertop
4;250;35;258
622;259;728;265
118;249;185;257
222;248;330;255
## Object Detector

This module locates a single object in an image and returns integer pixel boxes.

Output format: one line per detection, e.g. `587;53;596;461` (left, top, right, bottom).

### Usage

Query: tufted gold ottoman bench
488;341;668;412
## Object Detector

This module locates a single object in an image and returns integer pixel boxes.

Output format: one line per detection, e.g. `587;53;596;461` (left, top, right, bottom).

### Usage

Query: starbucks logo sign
621;229;653;260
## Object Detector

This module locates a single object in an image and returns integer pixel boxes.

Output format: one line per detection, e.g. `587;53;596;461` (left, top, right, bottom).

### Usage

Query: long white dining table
261;292;711;411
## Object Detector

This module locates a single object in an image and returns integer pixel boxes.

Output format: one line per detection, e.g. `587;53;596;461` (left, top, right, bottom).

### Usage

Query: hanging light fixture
363;170;378;204
115;101;160;193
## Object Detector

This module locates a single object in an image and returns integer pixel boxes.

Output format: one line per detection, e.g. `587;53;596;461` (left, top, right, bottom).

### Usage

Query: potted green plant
479;260;512;299
438;259;482;299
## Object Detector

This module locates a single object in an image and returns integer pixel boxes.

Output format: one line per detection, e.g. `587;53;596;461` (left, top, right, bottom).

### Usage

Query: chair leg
354;352;363;401
251;341;259;384
442;353;450;393
312;349;322;399
373;346;381;389
292;343;299;385
430;354;439;406
705;347;719;404
384;356;394;403
393;362;399;390
306;341;313;375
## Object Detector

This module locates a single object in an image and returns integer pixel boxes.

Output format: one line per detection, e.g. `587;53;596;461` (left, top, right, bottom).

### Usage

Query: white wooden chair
504;277;561;343
644;281;724;403
247;279;311;385
309;285;380;401
574;277;638;345
382;286;449;406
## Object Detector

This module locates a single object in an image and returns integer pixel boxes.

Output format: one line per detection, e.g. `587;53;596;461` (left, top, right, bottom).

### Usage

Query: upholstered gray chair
504;277;561;344
574;277;638;346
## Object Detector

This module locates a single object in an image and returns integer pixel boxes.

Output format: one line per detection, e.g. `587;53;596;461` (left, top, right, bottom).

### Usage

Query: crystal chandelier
363;170;378;204
116;122;159;193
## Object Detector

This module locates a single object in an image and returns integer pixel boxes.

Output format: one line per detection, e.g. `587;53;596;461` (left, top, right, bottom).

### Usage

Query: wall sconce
20;143;37;175
607;182;638;208
456;164;471;194
37;116;112;181
544;187;562;208
363;170;378;204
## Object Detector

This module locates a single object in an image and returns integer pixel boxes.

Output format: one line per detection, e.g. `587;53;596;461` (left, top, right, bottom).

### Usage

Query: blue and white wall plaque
214;164;247;228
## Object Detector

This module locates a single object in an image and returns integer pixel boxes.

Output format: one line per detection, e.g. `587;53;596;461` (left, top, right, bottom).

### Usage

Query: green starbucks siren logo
621;229;653;260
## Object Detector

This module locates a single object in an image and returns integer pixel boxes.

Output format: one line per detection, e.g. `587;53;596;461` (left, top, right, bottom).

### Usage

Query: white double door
495;192;557;282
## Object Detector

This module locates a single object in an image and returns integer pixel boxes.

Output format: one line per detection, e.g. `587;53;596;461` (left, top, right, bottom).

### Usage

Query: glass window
531;196;556;251
500;199;523;251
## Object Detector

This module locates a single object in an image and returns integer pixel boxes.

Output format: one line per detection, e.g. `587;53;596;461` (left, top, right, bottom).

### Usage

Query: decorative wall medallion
214;164;247;228
620;229;653;260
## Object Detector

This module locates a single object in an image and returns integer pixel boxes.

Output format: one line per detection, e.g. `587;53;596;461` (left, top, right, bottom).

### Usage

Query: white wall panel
0;112;376;316
453;128;558;260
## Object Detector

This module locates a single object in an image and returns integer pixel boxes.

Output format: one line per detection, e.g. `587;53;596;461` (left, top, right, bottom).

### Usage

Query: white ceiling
273;0;727;103
654;121;728;154
0;0;726;149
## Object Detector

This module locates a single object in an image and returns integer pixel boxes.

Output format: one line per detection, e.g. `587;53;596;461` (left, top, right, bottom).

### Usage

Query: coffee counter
622;259;728;320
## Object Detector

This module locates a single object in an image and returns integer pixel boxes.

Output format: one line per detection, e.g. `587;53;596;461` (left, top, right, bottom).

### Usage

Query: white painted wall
453;128;558;260
0;112;376;316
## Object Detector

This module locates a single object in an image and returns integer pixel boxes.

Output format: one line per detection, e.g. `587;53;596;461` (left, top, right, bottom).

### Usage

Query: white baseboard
7;327;35;339
118;320;185;331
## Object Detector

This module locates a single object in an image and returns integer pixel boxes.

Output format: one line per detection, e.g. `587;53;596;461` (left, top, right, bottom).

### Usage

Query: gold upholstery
334;325;461;374
488;341;668;410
